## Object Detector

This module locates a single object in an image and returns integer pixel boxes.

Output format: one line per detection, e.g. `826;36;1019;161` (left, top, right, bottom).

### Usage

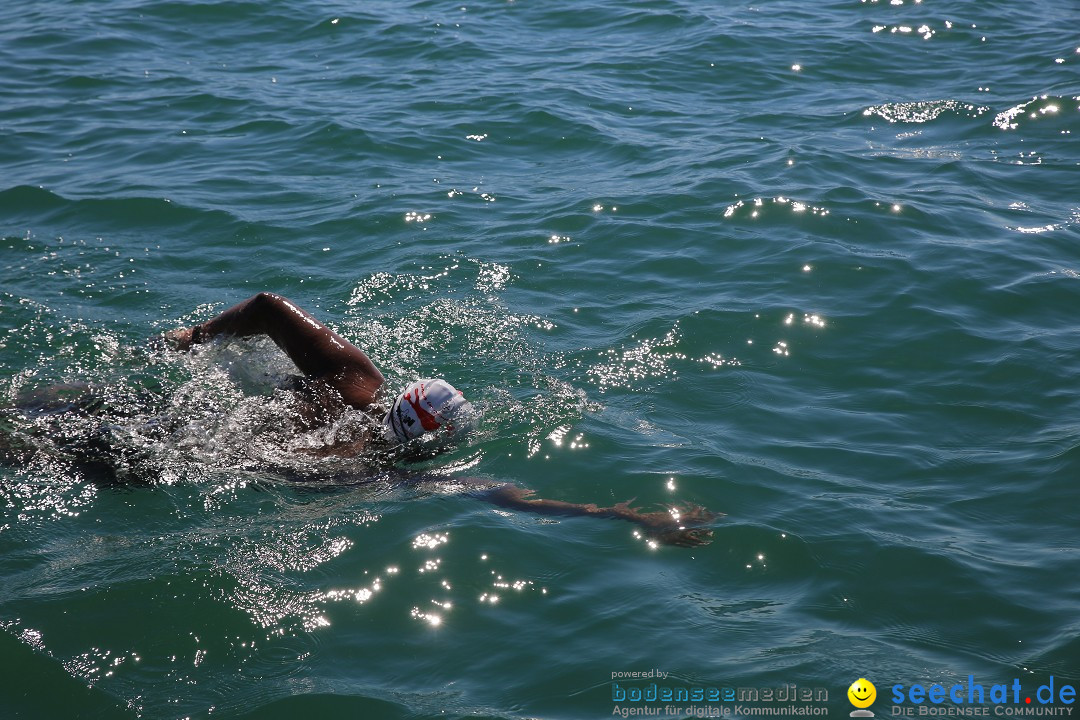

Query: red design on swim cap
404;386;441;432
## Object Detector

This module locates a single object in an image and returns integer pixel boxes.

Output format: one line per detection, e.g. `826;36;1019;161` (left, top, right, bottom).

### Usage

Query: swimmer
164;293;716;545
88;292;716;545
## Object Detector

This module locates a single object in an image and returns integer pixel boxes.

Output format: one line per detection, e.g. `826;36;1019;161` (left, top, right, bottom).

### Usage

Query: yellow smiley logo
848;678;877;709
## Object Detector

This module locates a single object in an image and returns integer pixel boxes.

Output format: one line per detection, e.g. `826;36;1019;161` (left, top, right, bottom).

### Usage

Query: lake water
1;0;1078;718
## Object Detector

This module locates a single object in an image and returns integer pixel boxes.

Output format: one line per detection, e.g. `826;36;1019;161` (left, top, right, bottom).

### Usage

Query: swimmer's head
382;378;475;444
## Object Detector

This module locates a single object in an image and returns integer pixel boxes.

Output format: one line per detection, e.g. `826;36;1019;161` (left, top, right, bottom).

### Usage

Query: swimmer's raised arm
482;484;718;547
166;292;384;408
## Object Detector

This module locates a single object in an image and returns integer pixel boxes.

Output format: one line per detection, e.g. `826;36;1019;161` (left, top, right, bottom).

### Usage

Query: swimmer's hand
484;484;719;547
611;500;719;548
163;326;197;351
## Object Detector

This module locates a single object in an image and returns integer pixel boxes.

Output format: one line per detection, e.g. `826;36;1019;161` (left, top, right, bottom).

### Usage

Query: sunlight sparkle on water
410;607;442;626
548;425;570;446
412;532;449;550
723;196;830;220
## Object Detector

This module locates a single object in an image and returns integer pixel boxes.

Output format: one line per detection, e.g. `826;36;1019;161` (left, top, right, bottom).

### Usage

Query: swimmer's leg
14;382;102;415
0;411;35;465
0;385;95;466
478;483;718;547
4;385;134;484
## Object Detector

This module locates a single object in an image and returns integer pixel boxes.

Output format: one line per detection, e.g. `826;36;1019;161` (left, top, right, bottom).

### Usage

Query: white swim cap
382;379;474;443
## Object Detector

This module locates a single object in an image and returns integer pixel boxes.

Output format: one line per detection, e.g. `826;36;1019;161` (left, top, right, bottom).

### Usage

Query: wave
0;184;242;231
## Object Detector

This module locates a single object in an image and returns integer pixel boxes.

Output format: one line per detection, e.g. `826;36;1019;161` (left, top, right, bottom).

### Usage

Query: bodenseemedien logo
608;670;829;717
848;678;877;717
